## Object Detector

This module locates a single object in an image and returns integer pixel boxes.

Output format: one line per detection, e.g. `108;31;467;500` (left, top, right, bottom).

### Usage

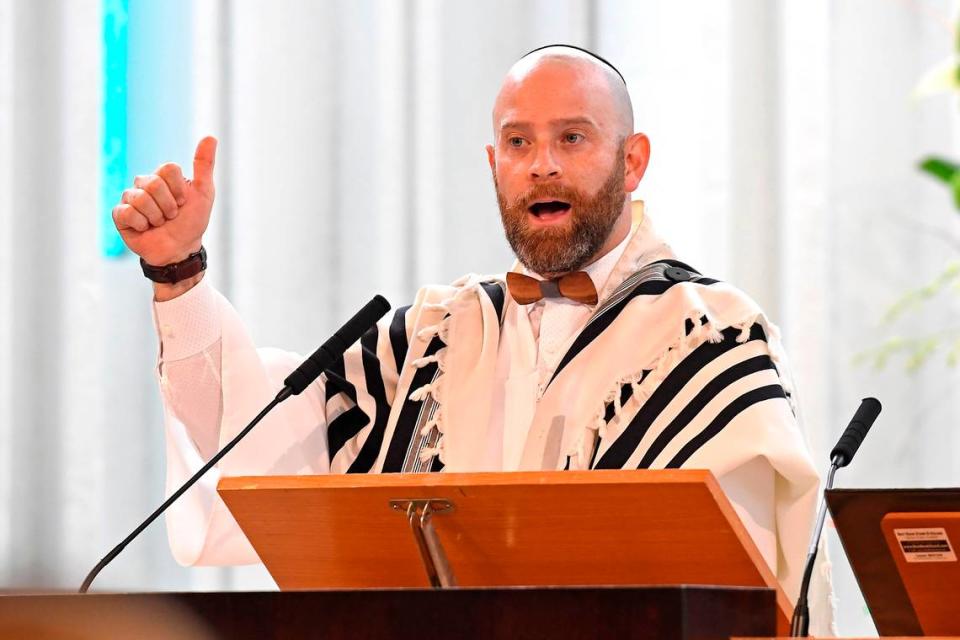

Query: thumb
192;136;218;191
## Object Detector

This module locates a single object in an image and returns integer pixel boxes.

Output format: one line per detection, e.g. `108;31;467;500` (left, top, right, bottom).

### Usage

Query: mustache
510;184;583;210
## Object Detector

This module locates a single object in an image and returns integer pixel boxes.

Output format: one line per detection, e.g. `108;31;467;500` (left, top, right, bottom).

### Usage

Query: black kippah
521;44;626;85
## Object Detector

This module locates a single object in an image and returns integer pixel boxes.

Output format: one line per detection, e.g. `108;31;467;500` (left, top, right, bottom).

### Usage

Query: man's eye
507;137;525;147
563;133;584;144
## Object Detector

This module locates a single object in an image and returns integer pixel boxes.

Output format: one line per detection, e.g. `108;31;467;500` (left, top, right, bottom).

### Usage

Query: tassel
596;414;609;440
613;387;624;415
419;446;441;462
412;354;439;368
705;323;724;344
431;406;446;433
437;320;451;343
419;418;439;437
417;323;442;341
409;384;434;402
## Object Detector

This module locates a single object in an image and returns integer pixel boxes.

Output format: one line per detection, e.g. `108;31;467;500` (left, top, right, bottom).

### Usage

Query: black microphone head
283;295;392;395
830;397;881;467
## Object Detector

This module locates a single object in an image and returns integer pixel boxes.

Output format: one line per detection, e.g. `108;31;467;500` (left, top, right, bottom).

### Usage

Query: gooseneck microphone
789;397;882;636
79;295;391;594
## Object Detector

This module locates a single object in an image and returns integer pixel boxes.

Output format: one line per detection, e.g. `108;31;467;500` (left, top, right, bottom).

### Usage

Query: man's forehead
493;52;633;136
494;61;618;130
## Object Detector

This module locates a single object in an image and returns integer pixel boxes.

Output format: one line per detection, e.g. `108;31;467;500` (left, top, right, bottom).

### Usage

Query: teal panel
101;0;129;258
101;0;193;259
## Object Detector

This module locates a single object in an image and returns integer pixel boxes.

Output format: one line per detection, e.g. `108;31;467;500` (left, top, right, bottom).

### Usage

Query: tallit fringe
420;446;442;462
412;351;447;372
407;281;487;464
408;377;446;403
735;313;798;412
566;310;789;470
416;321;451;344
419;417;439;437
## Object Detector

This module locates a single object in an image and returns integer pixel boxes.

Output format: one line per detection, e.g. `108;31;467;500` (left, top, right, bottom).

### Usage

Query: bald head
486;47;651;276
493;47;634;139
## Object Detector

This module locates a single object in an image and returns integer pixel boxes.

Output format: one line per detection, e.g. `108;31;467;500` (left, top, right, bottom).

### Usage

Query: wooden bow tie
506;271;599;306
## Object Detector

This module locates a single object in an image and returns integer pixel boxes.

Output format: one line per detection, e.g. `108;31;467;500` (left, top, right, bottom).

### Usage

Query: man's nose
529;147;562;180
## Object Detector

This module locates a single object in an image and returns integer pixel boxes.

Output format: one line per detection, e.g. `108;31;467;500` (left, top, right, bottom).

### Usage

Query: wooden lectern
218;469;791;634
828;487;960;637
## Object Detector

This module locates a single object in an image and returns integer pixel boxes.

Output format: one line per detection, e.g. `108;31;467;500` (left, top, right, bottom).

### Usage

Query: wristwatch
140;246;207;284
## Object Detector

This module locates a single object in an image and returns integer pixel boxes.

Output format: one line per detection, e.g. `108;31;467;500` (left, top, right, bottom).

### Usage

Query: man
115;46;833;631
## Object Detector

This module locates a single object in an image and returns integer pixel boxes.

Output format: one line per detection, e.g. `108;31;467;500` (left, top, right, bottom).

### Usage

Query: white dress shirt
154;231;631;469
488;231;631;470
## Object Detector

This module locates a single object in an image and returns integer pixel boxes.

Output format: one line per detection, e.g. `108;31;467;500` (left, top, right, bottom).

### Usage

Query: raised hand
113;136;218;267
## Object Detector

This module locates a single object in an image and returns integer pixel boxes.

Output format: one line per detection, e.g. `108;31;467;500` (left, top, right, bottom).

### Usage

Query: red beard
495;151;626;276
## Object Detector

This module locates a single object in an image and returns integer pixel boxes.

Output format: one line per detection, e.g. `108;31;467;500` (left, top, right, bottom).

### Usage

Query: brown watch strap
140;246;207;284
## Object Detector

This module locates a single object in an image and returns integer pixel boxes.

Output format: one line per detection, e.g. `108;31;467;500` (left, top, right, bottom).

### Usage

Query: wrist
153;271;205;302
141;246;207;285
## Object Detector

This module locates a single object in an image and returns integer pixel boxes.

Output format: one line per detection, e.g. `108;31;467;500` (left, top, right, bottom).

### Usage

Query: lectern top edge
217;467;717;492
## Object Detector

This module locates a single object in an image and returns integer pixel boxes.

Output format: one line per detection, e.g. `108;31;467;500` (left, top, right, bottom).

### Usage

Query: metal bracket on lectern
389;499;456;588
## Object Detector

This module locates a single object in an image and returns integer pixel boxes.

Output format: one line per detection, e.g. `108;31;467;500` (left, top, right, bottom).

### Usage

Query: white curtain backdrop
2;1;958;635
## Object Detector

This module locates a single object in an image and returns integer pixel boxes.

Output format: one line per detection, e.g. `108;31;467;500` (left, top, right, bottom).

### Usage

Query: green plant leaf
947;337;960;367
919;156;960;183
882;262;960;324
906;338;939;373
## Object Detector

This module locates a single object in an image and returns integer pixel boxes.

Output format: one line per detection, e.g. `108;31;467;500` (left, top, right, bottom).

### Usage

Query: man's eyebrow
498;117;599;131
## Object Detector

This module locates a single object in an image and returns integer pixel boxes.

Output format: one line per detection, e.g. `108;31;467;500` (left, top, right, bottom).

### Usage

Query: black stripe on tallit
593;324;767;469
323;356;356;403
380;334;446;473
388;305;411;375
323;352;369;462
635;353;777;469
549;280;674;385
666;384;786;468
479;281;507;323
603;381;641;422
346;327;393;473
548;262;719;387
384;284;502;473
327;405;370;463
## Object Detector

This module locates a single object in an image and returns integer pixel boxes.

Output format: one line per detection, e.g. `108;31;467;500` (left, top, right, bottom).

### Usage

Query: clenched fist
113;136;218;267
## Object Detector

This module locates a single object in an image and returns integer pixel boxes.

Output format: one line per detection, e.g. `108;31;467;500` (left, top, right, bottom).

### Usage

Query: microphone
830;397;881;468
789;397;882;636
283;295;391;395
79;295;391;594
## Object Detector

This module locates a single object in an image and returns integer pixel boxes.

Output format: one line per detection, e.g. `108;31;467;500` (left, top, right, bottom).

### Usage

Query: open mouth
528;200;572;219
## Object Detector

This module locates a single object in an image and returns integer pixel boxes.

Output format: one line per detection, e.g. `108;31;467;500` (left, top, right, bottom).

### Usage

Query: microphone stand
80;388;291;593
789;456;839;636
79;294;390;594
789;397;881;637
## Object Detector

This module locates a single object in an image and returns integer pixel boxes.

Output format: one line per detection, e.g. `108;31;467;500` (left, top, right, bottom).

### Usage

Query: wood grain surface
218;469;791;632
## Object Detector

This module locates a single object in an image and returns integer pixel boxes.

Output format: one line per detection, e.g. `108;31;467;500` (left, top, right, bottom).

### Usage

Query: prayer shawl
162;209;834;633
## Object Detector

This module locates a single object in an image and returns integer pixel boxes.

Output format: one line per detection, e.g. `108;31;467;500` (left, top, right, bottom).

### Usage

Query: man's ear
623;133;650;192
486;144;496;172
